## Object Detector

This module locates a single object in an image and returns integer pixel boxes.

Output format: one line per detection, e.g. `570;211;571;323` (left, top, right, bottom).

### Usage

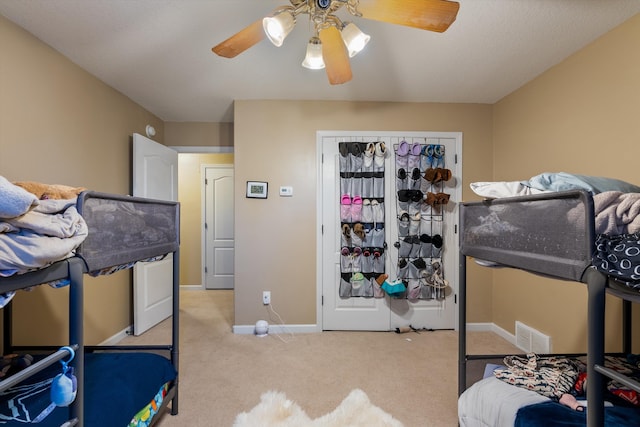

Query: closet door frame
316;130;463;332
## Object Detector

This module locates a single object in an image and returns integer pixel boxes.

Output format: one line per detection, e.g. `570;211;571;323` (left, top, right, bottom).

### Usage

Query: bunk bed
0;189;180;426
457;187;640;426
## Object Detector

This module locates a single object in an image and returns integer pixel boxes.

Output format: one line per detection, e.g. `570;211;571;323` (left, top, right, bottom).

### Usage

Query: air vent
515;321;551;354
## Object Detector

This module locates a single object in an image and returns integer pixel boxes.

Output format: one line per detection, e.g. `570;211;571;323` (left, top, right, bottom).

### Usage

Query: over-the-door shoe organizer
338;141;386;298
394;140;451;300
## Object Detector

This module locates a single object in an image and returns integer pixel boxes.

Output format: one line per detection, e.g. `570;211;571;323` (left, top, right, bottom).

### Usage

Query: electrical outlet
262;291;271;305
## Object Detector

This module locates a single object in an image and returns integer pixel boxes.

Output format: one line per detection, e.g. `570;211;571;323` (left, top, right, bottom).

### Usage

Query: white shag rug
233;389;405;427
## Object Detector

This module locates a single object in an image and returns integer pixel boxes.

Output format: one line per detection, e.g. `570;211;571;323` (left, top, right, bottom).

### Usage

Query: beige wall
178;153;234;286
165;121;233;147
0;15;164;345
234;101;494;326
492;14;640;353
4;6;638;353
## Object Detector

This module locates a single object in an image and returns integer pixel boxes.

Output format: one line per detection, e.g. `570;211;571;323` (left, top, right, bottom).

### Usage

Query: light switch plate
279;186;293;197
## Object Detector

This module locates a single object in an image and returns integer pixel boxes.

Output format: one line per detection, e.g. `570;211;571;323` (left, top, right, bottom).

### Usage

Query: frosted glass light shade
341;22;370;57
263;11;295;47
302;38;325;69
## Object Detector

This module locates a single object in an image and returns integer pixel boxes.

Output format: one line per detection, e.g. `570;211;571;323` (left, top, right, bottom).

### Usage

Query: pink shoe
340;194;351;222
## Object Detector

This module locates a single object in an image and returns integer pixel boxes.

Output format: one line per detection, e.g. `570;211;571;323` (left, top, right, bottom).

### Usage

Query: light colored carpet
232;389;404;427
118;289;520;427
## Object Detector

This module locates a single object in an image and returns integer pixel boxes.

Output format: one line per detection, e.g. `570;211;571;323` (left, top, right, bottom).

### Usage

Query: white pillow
0;176;39;219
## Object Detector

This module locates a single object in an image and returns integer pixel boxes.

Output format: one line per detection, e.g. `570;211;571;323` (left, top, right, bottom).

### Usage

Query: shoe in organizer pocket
340;194;352;222
339;275;352;298
362;142;375;172
371;200;384;223
341;224;352;247
433;145;445;168
351;196;363;222
409;168;422;190
374;142;386;171
396;168;408;191
339;142;351;172
361;199;373;223
372;249;385;274
408;143;421;170
406;279;421;299
349;142;363;172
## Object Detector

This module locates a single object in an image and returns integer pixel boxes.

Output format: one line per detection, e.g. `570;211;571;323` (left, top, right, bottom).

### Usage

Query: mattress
0;352;176;426
459;357;640;427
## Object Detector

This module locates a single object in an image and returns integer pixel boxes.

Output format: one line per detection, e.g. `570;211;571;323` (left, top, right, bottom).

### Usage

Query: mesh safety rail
460;190;594;282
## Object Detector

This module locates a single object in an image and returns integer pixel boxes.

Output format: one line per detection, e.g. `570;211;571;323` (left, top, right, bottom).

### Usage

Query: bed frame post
622;299;632;355
3;303;12;354
171;249;180;416
68;258;84;426
584;267;606;427
458;253;467;396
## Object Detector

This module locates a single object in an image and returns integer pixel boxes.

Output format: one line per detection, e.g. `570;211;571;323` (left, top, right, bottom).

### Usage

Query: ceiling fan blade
212;19;265;58
319;26;352;85
357;0;460;33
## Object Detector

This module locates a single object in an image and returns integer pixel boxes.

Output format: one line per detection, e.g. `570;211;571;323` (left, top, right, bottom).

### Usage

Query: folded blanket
593;191;640;235
0;199;88;277
0;176;38;219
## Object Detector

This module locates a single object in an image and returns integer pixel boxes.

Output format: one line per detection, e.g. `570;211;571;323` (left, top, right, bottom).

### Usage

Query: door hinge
322;295;324;306
205;223;208;230
454;294;457;304
454;224;457;234
321;225;324;234
205;178;208;186
455;154;458;164
205;266;208;273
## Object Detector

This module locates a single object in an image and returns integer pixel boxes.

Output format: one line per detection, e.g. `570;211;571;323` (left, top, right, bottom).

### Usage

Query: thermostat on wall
279;186;293;197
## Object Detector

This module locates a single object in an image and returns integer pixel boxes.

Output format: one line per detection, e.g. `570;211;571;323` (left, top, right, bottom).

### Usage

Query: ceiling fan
212;0;460;85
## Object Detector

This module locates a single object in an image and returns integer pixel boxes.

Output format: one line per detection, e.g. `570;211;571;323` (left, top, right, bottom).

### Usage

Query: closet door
388;136;459;330
320;132;461;331
321;136;391;330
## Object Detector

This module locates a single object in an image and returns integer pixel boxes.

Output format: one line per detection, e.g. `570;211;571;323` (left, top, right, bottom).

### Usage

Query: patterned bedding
459;356;640;427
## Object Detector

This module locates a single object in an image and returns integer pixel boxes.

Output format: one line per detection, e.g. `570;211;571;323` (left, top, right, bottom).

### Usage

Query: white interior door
132;133;178;336
204;166;235;289
388;136;460;330
321;135;391;331
320;132;460;331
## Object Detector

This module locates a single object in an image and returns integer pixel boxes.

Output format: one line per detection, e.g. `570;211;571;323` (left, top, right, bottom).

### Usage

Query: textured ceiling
1;0;639;123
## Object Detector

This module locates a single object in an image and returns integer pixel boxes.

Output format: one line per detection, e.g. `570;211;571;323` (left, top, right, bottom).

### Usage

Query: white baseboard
232;322;515;340
233;324;320;335
99;325;132;345
467;322;516;347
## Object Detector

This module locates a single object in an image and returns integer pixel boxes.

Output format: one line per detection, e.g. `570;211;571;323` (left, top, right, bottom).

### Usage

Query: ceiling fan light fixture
302;37;325;70
341;22;370;58
263;11;296;47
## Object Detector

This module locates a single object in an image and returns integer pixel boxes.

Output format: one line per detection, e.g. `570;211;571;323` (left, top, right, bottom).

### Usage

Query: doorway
173;149;234;290
318;131;462;331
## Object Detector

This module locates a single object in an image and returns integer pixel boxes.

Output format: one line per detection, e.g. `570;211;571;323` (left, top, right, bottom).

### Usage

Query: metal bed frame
0;191;180;426
457;190;640;426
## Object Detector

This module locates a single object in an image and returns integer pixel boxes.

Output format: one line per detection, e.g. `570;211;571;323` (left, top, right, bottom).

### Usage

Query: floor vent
515;321;551;353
